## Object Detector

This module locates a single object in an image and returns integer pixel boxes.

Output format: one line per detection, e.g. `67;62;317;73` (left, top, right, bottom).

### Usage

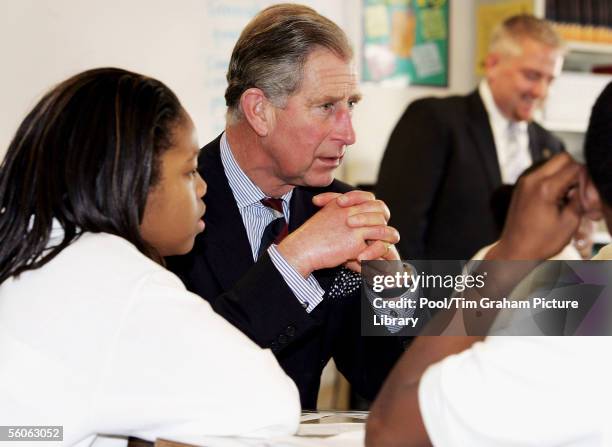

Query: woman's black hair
0;67;184;283
585;81;612;207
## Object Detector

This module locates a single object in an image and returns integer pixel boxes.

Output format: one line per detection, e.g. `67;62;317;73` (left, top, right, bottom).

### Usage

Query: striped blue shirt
219;132;324;312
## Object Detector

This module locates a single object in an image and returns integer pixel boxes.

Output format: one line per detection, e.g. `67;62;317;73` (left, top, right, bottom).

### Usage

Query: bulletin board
362;0;449;87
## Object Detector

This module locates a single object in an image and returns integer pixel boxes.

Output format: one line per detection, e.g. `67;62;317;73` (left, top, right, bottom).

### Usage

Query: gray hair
225;3;353;123
489;14;563;57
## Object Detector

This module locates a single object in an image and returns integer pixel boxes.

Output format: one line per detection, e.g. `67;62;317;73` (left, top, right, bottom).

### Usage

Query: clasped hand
277;190;400;277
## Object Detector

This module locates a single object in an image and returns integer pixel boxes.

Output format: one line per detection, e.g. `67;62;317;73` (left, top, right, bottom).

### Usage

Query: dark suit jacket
167;136;404;409
376;90;565;260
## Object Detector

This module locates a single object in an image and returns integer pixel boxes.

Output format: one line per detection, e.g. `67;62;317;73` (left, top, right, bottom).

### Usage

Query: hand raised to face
488;153;588;260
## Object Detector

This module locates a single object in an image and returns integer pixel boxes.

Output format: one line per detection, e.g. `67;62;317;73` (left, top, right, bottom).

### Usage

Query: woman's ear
239;88;274;137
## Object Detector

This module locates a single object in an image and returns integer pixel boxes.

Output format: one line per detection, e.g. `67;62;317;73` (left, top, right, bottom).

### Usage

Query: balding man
377;14;565;260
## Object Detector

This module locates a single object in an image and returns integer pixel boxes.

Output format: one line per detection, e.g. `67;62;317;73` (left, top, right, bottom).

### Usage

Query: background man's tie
504;122;530;184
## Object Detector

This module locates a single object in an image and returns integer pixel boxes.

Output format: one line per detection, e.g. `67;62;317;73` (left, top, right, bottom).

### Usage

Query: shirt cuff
268;244;325;313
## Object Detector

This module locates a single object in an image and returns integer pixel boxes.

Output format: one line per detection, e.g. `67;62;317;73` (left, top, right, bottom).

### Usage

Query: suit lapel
466;90;502;189
288;187;315;232
527;123;554;162
199;137;256;291
528;124;540;161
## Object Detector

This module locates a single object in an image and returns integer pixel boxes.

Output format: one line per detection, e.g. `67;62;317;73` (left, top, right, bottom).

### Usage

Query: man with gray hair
167;4;406;409
376;14;566;261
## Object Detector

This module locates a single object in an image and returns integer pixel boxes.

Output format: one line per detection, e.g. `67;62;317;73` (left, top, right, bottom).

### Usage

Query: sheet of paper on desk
297;423;363;437
300;411;368;423
158;412;367;447
300;411;334;422
157;429;365;447
278;430;364;446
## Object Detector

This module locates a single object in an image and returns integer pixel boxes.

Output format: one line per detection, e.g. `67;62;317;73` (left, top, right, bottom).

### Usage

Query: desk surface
154;411;367;447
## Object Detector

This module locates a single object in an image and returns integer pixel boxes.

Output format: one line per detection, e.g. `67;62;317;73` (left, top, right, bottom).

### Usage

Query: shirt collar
479;80;528;135
219;132;292;210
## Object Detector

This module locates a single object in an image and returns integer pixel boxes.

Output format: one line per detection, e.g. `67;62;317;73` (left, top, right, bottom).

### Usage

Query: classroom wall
0;0;476;186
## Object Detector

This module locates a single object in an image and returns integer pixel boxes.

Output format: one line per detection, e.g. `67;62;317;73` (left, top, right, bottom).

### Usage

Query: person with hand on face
367;153;610;447
376;14;566;261
471;162;595;261
166;4;406;409
0;68;299;447
366;83;612;446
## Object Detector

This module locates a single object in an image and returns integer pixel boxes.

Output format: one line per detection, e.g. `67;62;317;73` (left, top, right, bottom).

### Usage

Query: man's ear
240;88;273;137
484;53;500;72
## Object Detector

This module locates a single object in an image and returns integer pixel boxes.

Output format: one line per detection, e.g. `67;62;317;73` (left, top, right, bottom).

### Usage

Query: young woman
0;68;299;446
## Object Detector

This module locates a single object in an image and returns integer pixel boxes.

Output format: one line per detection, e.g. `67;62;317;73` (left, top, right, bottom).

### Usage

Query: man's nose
335;108;356;146
531;78;550;99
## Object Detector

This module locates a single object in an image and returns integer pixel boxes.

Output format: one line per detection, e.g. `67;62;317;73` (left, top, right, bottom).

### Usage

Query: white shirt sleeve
418;337;609;446
90;270;300;442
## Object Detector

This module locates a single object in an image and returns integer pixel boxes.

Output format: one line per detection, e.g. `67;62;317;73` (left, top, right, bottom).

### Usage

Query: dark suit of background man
167;4;405;409
376;14;565;260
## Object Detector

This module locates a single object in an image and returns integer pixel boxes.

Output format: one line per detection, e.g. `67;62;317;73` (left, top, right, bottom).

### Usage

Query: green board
362;0;449;86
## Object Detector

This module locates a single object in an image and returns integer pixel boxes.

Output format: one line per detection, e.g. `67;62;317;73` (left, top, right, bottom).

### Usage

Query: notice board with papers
362;0;449;87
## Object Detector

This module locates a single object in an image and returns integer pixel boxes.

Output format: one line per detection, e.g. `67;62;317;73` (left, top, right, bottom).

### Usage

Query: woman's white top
0;230;299;446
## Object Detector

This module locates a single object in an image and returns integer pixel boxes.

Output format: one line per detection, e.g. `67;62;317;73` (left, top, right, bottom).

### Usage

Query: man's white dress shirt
480;80;532;184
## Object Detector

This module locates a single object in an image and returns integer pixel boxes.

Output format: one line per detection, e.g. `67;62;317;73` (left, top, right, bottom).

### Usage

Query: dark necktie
257;197;288;259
